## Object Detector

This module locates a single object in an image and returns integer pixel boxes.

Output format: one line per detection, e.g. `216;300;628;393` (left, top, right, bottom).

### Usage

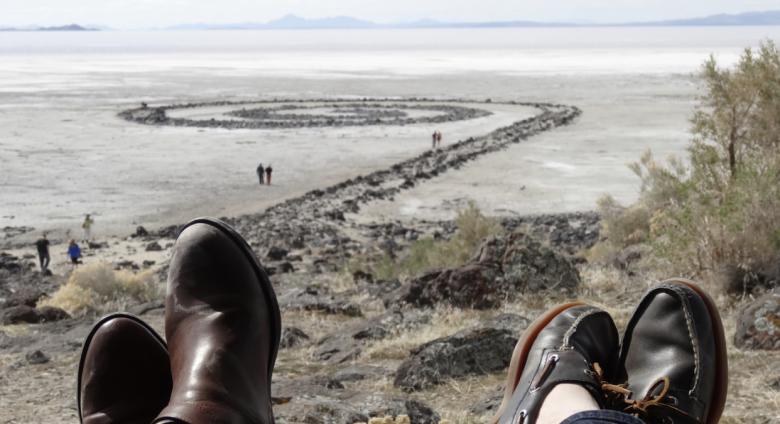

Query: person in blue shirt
68;239;82;265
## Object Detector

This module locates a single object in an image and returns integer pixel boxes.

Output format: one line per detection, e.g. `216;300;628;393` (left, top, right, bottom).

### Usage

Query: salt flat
1;26;776;238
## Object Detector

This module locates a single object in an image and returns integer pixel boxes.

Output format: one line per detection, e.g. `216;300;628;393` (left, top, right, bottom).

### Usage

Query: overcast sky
3;0;780;28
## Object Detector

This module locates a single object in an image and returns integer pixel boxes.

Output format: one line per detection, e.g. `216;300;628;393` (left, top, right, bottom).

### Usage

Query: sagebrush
594;41;780;280
40;262;162;316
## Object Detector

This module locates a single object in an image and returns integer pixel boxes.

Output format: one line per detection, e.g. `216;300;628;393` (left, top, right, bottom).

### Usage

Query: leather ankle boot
78;313;172;424
154;218;281;424
493;303;620;424
615;279;728;424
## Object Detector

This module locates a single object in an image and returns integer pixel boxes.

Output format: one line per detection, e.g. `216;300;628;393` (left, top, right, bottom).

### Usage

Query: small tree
603;41;780;275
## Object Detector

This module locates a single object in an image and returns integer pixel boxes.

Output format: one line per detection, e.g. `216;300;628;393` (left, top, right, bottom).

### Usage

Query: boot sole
662;278;728;424
491;301;586;423
77;312;168;422
180;217;283;399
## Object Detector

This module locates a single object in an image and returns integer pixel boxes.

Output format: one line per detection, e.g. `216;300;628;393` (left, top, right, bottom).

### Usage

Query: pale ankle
536;383;601;424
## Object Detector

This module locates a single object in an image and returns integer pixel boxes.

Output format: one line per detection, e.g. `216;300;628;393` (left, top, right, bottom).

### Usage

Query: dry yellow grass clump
39;262;163;316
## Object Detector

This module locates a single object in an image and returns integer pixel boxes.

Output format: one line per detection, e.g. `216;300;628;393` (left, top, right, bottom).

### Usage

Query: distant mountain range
0;24;96;31
168;10;780;30
4;10;780;32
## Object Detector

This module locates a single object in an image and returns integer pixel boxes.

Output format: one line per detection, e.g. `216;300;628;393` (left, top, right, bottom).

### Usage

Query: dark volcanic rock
25;349;50;365
485;313;531;332
401;232;579;309
280;326;310;349
0;252;25;273
278;262;295;274
381;399;440;424
470;384;504;416
735;292;780;350
312;333;362;364
279;287;363;317
332;364;388;383
301;300;362;317
2;287;47;308
3;305;41;325
267;246;289;261
1;305;70;325
115;260;139;271
145;241;163;252
718;263;780;295
401;264;500;309
2;305;41;325
394;327;518;391
133;226;149;237
36;306;71;323
153;225;180;239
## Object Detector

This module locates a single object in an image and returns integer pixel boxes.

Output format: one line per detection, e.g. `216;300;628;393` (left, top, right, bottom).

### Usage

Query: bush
39;262;162;316
594;41;780;279
352;202;501;280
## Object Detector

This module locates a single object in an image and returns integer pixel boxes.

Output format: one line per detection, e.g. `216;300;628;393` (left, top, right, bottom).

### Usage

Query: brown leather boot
616;279;728;424
78;313;172;424
493;303;620;424
153;218;281;424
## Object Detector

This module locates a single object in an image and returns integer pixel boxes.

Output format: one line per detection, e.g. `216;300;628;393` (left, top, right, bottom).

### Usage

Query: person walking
256;163;265;185
68;239;82;265
35;233;50;272
432;131;437;149
82;214;94;242
265;164;273;186
436;130;443;147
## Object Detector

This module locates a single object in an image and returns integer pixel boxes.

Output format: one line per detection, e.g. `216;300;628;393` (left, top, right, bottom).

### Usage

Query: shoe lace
597;375;696;423
591;362;634;406
622;377;674;413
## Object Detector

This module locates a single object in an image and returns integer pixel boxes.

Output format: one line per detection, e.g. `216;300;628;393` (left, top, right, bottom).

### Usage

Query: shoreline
2;99;579;252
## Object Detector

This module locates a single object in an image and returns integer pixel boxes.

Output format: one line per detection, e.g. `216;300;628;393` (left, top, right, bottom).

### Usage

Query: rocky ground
1;100;778;423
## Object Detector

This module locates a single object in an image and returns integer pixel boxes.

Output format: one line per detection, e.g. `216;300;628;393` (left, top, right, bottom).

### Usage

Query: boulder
0;252;25;273
36;306;71;322
2;305;41;325
332;364;387;383
394;327;517;391
26;350;50;365
280;326;310;349
401;232;580;309
718;263;779;295
381;400;440;424
145;241;163;252
278;262;295;274
267;246;289;261
134;226;149;237
735;292;779;350
312;333;362;364
2;287;46;308
470;384;504;416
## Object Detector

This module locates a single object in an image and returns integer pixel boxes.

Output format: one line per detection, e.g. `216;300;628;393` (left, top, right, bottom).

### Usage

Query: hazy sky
3;0;780;28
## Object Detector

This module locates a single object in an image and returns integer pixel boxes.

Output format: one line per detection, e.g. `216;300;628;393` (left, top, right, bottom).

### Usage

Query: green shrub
351;202;501;280
595;41;780;276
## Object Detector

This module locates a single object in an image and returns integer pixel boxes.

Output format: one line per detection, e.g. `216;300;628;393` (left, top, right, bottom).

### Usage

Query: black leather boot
494;303;620;424
616;279;728;424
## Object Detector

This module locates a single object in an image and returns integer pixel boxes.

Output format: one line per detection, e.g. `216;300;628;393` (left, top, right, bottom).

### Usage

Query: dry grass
322;264;779;423
348;201;501;281
39;261;163;317
362;307;486;361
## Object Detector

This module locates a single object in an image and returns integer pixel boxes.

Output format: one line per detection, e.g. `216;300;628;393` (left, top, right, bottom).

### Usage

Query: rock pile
735;292;779;350
397;232;580;309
